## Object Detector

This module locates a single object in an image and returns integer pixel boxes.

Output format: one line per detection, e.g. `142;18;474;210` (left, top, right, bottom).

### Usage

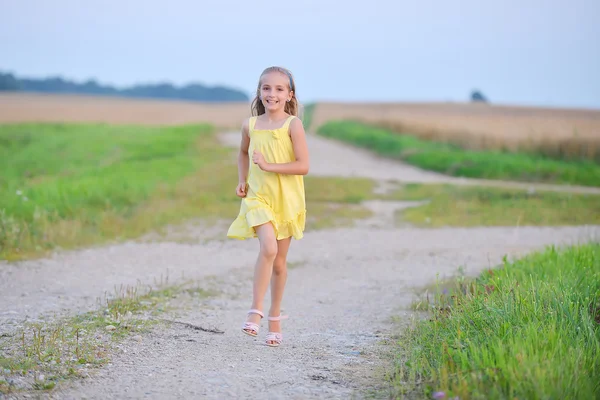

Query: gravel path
1;131;598;399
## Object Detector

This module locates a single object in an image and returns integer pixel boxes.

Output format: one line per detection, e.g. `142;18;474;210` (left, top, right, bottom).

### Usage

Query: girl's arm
238;119;251;183
261;118;310;175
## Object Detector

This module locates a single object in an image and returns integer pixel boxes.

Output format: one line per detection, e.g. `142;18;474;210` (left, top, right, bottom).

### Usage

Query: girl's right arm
236;119;251;197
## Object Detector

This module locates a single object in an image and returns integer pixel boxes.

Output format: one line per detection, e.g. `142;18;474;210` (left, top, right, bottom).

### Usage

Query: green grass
317;120;600;187
300;102;316;131
305;176;375;203
0;122;231;260
386;183;600;227
304;176;375;229
387;243;600;399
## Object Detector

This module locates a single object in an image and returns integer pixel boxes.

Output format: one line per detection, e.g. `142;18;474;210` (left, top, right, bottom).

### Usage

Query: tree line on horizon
0;71;250;102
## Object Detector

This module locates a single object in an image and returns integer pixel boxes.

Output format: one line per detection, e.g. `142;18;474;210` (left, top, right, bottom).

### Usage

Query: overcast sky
1;0;599;109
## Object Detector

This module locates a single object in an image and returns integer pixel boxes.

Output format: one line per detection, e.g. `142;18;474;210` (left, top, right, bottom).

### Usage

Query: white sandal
241;309;264;337
265;314;288;347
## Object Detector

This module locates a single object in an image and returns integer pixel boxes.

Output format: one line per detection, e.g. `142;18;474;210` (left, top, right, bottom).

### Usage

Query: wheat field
311;102;600;161
0;93;251;129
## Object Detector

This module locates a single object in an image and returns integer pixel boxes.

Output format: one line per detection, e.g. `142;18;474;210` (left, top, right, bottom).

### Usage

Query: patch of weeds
32;379;56;391
305;176;375;204
385;183;600;227
0;277;216;396
0;378;10;394
306;202;373;230
287;260;306;270
408;267;476;313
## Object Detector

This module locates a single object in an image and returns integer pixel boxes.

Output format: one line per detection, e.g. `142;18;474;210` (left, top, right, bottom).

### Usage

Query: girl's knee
256;222;277;259
260;241;278;260
273;257;287;275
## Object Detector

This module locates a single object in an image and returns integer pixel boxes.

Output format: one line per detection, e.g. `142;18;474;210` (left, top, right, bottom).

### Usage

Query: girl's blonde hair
251;66;302;118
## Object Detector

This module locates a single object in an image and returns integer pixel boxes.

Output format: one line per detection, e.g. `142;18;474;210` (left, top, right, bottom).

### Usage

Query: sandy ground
1;132;598;399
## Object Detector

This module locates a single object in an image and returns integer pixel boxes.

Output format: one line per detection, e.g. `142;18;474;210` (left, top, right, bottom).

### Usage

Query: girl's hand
252;150;269;171
235;182;247;198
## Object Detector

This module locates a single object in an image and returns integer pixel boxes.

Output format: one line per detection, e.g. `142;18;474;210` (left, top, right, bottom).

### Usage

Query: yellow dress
227;115;306;241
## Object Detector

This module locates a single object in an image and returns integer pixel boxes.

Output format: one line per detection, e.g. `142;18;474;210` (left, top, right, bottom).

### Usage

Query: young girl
226;66;309;347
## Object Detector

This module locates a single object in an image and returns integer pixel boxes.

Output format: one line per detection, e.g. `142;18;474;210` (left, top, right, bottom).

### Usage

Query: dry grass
0;93;250;130
311;102;600;161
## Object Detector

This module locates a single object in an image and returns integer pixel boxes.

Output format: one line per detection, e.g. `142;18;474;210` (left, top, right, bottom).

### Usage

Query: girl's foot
266;319;280;345
242;309;264;337
265;314;287;347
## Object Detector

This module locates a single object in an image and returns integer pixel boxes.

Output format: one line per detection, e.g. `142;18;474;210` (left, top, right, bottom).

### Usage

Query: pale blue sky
1;0;599;109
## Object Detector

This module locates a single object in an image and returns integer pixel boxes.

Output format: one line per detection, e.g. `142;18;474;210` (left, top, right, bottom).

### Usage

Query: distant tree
0;70;249;102
0;72;20;90
470;89;489;103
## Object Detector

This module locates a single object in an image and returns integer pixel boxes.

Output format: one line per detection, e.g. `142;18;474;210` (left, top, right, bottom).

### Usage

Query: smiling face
259;71;294;113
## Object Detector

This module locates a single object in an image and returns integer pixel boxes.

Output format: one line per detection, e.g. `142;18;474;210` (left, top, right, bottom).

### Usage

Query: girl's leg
267;236;292;343
243;222;278;333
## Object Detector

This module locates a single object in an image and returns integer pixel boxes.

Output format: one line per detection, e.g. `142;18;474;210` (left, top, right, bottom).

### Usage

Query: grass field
317;121;600;187
388;243;600;399
0;122;226;260
312;102;600;162
386;183;600;227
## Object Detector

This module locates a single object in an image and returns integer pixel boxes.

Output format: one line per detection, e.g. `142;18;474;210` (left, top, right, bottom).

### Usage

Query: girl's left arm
262;118;310;175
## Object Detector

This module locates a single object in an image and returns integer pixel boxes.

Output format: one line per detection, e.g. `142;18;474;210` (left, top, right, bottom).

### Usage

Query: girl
226;66;309;347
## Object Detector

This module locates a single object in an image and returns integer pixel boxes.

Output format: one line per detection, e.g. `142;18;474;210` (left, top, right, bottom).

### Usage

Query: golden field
2;93;599;161
0;93;251;129
311;102;600;161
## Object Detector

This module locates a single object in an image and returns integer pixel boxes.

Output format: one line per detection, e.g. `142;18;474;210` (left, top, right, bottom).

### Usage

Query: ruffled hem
227;206;306;241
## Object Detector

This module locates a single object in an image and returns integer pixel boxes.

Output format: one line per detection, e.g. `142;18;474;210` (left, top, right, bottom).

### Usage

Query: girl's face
259;72;293;113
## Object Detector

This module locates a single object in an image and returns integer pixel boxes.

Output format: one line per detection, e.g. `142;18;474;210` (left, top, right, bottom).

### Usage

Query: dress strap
281;115;296;132
249;116;257;131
